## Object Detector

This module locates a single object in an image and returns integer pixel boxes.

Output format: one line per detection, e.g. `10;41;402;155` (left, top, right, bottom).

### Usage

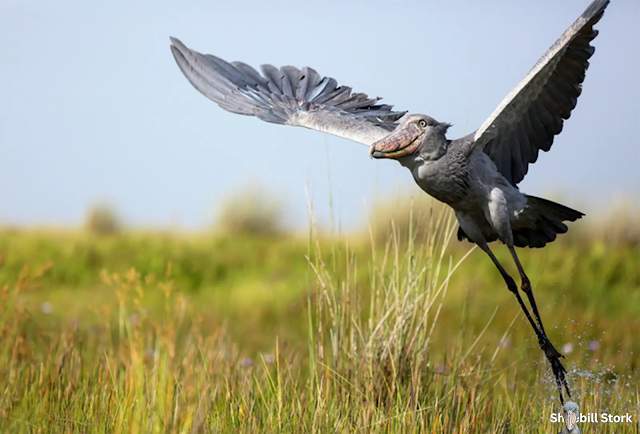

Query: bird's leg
476;243;543;345
507;246;547;335
507;245;571;402
456;211;567;402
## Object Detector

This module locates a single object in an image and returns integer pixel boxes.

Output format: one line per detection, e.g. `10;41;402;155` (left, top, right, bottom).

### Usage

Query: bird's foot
538;335;563;360
539;335;571;403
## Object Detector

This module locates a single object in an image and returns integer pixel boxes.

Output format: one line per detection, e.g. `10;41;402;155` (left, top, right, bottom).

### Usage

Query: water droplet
40;302;53;314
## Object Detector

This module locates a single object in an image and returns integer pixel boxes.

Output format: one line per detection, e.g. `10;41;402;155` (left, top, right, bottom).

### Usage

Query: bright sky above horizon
1;0;638;231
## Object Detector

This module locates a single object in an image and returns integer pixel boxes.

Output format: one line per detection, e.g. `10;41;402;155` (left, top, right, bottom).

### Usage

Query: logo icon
559;401;581;433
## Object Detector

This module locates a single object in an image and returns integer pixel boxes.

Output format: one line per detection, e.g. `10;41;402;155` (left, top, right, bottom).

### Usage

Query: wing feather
474;0;609;186
170;37;406;146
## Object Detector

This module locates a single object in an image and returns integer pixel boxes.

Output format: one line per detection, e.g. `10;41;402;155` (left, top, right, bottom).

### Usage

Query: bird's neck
397;137;449;170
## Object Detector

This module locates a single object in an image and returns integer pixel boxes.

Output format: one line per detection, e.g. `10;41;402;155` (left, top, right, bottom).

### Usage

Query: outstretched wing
474;0;609;186
170;37;406;146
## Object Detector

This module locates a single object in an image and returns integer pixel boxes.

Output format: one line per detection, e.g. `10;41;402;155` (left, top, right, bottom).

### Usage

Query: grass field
0;201;638;433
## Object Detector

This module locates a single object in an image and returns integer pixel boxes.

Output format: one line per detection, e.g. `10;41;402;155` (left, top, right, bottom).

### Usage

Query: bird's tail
512;196;585;248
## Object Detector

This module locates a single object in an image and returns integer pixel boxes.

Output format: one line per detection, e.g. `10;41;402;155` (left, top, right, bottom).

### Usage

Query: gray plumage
170;0;609;404
170;37;405;146
474;0;608;186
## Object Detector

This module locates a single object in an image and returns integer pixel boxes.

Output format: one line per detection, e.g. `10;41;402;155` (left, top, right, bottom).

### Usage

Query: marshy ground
0;199;638;433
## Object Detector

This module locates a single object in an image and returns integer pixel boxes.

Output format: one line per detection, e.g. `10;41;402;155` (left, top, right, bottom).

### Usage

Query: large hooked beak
565;411;577;431
369;123;422;159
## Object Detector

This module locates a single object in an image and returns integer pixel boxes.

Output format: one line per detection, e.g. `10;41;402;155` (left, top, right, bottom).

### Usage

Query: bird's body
169;0;610;403
390;116;583;249
402;133;529;242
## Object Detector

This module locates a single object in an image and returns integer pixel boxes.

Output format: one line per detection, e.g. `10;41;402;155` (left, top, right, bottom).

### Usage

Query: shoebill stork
560;401;582;433
170;0;609;403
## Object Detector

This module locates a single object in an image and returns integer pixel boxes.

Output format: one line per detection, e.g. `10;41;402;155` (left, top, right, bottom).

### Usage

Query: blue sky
1;0;638;230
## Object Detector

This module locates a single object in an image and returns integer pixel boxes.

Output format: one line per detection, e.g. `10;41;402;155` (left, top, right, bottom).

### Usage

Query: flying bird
170;0;609;404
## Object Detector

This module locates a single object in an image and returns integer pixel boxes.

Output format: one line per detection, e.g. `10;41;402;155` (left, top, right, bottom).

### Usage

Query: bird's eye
418;120;427;128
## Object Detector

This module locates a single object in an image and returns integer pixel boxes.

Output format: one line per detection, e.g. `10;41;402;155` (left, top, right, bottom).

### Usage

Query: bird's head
369;114;451;162
562;401;580;431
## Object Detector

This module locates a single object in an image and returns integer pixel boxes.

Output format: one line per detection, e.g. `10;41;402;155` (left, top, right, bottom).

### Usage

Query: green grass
0;206;638;432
